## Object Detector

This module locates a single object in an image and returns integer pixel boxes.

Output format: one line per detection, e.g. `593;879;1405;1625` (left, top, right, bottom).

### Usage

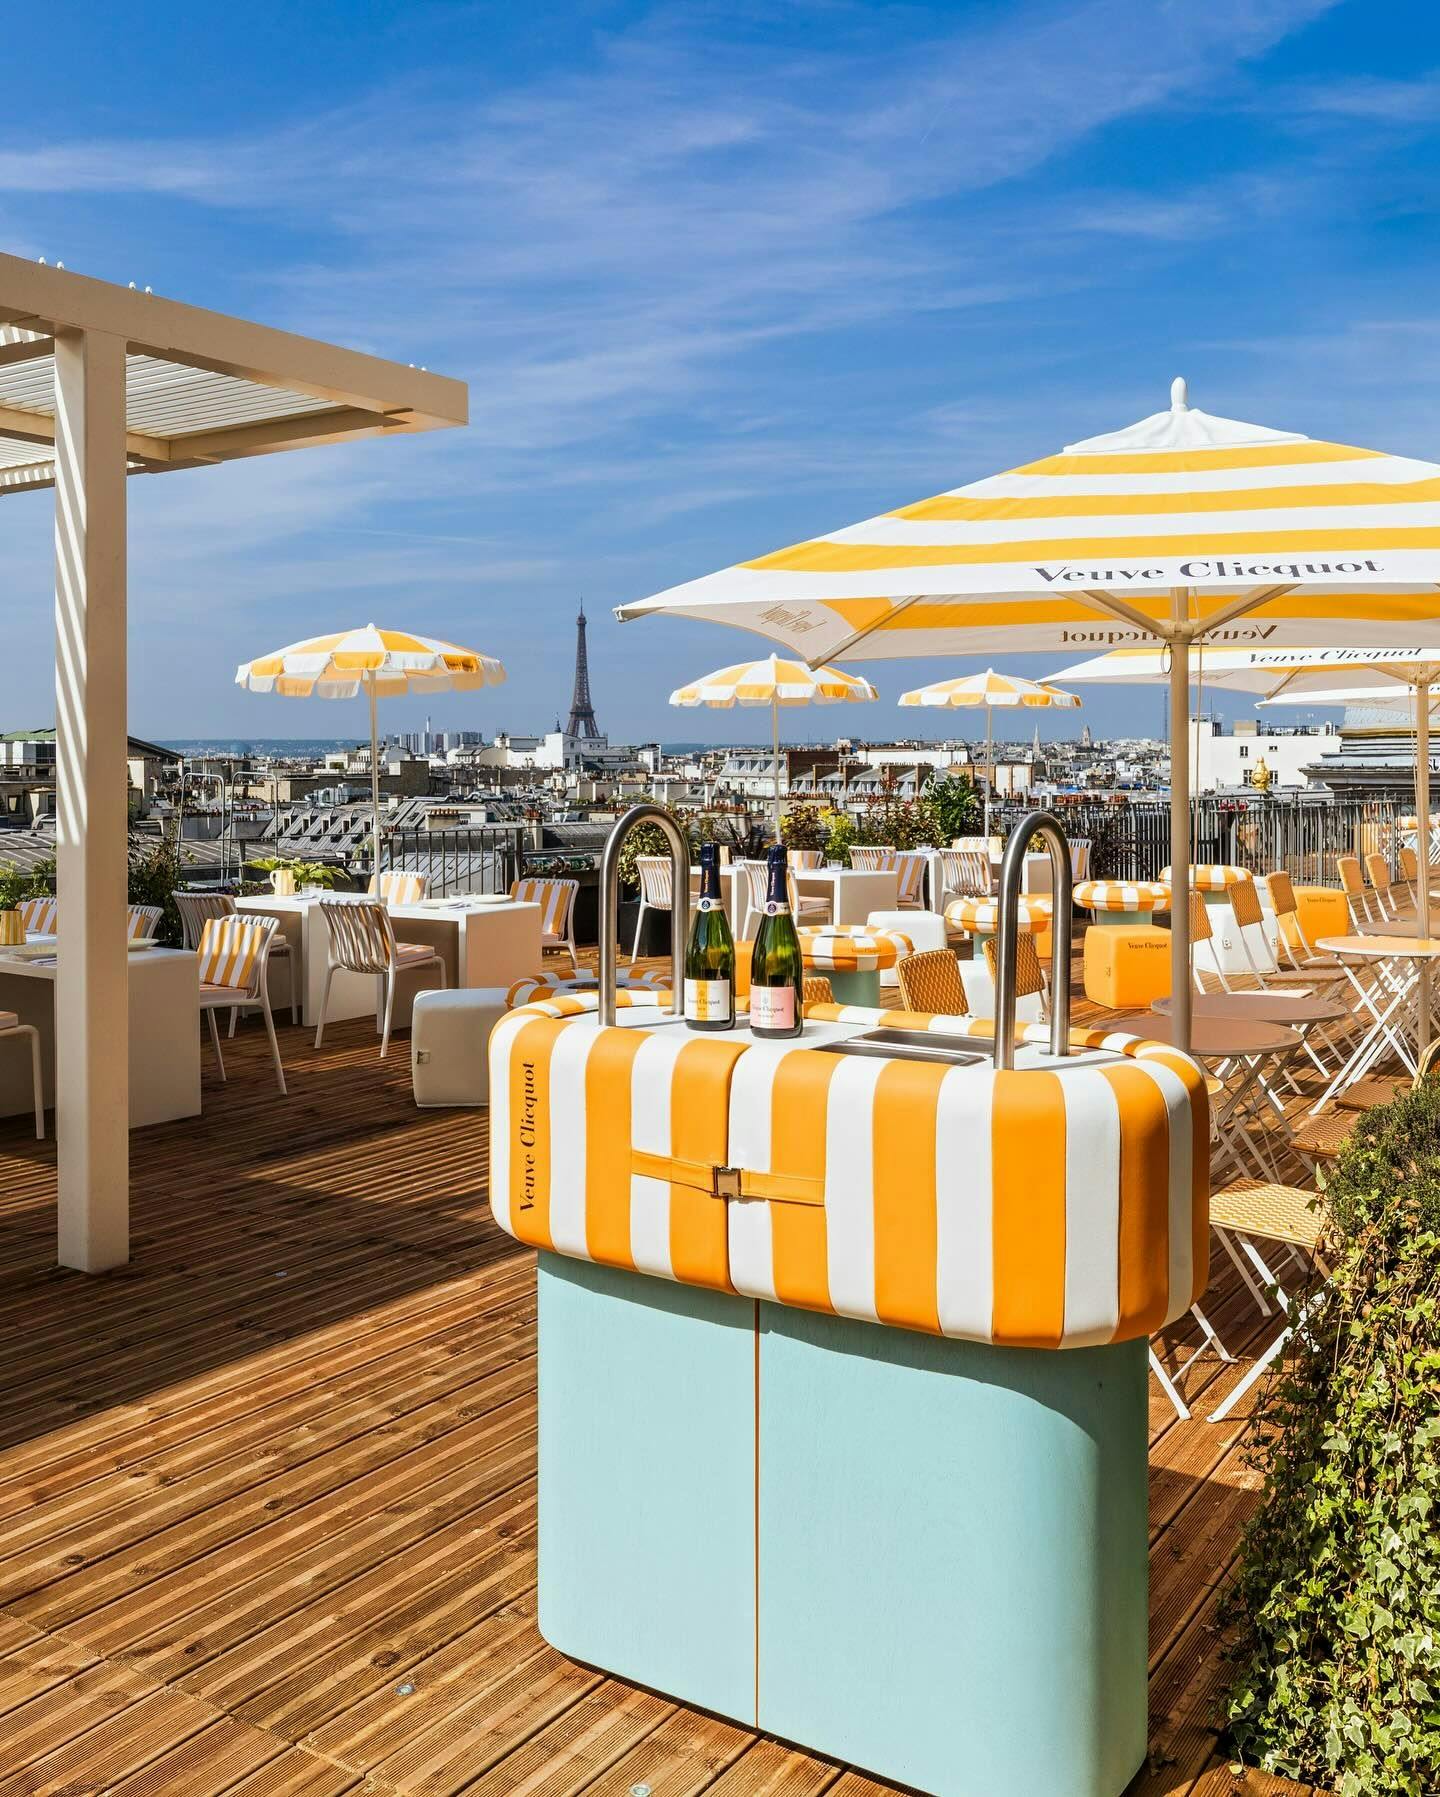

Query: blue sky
2;0;1438;748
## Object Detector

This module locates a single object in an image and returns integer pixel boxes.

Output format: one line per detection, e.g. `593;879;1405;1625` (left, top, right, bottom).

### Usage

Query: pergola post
53;327;129;1272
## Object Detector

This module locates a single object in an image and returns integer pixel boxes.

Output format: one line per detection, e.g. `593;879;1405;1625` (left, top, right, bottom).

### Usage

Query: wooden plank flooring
0;993;1321;1795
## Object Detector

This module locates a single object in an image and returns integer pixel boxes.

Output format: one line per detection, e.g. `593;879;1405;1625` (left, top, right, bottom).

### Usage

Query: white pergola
0;251;468;1272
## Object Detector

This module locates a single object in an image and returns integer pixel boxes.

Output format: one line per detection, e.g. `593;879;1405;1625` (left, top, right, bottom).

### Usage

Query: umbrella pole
1419;678;1432;1050
1169;617;1192;1052
984;708;993;838
368;673;382;893
772;695;781;842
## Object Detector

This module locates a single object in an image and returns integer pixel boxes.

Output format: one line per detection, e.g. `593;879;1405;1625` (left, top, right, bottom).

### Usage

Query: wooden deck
0;997;1323;1796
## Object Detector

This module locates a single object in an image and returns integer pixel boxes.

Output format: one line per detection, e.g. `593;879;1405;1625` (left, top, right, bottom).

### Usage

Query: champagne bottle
684;844;735;1031
749;844;803;1040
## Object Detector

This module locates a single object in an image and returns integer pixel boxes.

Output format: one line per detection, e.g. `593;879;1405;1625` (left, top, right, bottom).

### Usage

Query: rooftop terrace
0;980;1318;1796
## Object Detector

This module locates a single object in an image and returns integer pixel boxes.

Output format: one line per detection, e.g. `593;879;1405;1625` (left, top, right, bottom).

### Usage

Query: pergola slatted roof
0;249;468;1276
0;258;466;495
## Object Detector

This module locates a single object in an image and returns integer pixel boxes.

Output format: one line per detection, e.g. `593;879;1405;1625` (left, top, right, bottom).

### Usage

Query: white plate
463;894;512;905
2;944;55;962
128;937;158;952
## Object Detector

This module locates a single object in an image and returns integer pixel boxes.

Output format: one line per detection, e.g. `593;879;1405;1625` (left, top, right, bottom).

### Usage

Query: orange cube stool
1285;885;1349;953
1083;924;1172;1011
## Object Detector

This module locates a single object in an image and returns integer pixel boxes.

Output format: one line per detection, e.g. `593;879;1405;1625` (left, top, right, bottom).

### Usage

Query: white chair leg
380;968;396;1059
631;899;647;963
260;995;287;1096
564;931;579;976
1149;1347;1190;1421
314;966;336;1050
206;1009;227;1082
228;1006;239;1039
26;1027;42;1141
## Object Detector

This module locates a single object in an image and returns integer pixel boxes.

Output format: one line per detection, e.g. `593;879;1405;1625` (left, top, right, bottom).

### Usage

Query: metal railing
990;792;1410;885
379;825;527;897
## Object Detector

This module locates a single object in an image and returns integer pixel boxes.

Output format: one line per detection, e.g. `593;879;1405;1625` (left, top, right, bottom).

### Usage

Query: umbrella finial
1170;375;1189;412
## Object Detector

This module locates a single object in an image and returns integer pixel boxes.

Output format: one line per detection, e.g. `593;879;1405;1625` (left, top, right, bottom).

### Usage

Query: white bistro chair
631;856;675;962
197;913;288;1095
850;846;897;872
315;899;447;1059
936;847;992;909
511;876;580;975
126;904;163;941
738;859;830;938
0;1010;43;1139
369;870;429;905
175;890;298;1027
18;896;57;937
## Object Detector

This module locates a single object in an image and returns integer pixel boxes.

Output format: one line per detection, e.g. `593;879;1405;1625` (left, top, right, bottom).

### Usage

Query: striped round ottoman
1159;863;1251;893
798;925;913;1005
1073;879;1171;927
945;895;1053;935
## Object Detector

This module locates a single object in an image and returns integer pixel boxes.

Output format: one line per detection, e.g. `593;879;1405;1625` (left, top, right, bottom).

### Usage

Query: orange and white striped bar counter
491;993;1208;1797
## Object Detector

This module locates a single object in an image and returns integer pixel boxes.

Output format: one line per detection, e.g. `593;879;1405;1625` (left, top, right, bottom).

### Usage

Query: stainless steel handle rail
598;805;691;1027
993;811;1073;1071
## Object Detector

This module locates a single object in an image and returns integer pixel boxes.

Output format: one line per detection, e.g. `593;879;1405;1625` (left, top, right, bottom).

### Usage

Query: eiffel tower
565;601;601;738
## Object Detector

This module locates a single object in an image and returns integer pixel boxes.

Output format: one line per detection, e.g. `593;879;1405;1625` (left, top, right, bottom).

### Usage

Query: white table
238;893;543;1032
0;945;201;1128
793;868;899;926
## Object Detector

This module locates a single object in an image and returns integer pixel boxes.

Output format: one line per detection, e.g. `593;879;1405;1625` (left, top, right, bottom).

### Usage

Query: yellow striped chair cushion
370;871;427;905
797;926;912;971
1073;880;1171;914
944;895;1052;933
127;905;162;941
19;897;57;935
849;847;898;872
1159;863;1251;891
196;915;271;991
510;877;578;940
488;998;1208;1346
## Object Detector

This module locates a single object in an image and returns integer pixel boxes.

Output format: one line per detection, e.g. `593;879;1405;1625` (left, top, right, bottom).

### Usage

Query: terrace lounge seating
369;870;429;905
895;948;969;1016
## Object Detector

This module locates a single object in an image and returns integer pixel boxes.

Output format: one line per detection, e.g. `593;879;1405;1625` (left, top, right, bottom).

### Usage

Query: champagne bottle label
684;977;732;1023
697;896;721;913
749;986;796;1032
763;899;784;916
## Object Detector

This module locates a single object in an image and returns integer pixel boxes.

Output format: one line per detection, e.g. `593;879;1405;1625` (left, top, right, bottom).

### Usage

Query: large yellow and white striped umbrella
670;654;876;835
237;624;506;878
898;670;1079;834
620;377;1440;1047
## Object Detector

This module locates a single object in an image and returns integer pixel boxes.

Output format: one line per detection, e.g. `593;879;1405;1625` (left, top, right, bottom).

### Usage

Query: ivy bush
1223;1077;1440;1796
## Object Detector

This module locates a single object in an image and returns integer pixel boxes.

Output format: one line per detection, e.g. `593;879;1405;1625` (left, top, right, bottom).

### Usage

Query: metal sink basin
813;1027;988;1066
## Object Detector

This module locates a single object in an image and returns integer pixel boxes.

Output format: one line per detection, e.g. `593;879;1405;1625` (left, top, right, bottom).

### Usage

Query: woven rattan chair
802;975;834;1006
1335;854;1376;926
982;931;1048;1018
895;949;969;1016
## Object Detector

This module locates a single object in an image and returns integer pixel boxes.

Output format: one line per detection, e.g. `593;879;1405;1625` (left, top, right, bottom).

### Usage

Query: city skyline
2;1;1436;740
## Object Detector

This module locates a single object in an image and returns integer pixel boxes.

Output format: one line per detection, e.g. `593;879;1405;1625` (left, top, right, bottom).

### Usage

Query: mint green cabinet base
536;1255;1149;1797
823;966;881;1006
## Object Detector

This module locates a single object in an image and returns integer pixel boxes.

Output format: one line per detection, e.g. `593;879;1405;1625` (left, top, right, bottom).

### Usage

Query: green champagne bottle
749;844;803;1040
684;844;735;1031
